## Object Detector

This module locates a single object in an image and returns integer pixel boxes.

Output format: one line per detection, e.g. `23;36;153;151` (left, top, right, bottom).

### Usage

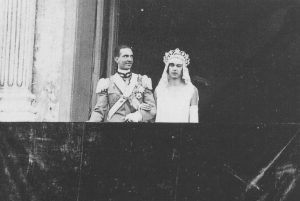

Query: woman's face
167;57;184;79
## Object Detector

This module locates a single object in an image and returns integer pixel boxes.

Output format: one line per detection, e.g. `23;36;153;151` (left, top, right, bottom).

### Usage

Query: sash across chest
107;73;138;120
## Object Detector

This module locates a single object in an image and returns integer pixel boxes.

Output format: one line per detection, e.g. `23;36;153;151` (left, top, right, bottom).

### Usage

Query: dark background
118;0;300;123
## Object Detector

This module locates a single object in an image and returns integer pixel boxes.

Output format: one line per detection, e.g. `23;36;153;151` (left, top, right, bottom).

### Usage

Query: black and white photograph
0;0;300;200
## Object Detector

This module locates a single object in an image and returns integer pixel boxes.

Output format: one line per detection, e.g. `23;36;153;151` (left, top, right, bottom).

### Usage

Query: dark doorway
118;0;300;123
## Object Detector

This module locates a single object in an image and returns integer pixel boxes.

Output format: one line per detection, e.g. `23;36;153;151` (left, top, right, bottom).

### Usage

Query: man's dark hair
114;44;132;57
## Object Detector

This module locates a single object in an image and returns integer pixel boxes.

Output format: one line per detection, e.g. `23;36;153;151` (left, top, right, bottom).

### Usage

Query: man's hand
139;103;151;111
124;111;142;122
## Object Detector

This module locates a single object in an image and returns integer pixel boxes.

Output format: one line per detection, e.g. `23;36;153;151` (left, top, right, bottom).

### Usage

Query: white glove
189;105;199;123
124;111;143;122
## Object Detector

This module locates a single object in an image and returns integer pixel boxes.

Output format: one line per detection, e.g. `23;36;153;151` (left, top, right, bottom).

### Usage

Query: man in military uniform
88;45;156;122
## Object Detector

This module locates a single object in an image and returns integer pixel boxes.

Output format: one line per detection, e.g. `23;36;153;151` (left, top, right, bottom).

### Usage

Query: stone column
0;0;37;121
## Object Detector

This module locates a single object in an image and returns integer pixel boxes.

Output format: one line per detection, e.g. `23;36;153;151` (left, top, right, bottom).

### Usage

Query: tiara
163;48;190;66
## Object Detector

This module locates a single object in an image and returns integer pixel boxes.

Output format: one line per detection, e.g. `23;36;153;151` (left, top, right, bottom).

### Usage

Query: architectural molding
90;0;106;113
70;0;98;121
106;0;120;77
0;0;37;121
58;0;79;121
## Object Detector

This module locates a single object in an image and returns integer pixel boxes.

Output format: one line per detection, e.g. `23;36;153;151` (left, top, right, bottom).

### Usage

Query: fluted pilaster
0;0;37;121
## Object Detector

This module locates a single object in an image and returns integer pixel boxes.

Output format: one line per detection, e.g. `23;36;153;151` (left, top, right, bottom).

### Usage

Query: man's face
115;48;133;70
168;57;184;79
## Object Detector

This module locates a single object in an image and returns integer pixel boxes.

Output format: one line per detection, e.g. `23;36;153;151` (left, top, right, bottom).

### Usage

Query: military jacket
89;73;156;122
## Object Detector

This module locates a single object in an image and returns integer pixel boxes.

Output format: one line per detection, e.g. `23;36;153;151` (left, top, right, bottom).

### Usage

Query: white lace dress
155;83;196;122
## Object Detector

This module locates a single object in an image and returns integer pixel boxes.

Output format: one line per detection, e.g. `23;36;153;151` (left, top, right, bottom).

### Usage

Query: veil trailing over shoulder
156;48;192;90
155;48;199;123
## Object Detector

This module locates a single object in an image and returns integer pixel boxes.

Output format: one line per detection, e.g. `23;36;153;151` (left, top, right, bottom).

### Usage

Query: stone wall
32;0;76;121
0;0;80;121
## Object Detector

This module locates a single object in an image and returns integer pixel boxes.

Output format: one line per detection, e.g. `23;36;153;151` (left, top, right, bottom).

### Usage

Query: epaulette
141;75;153;90
95;78;109;93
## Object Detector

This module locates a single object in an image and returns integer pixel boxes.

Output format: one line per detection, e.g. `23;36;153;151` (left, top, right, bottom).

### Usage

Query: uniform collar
117;69;132;78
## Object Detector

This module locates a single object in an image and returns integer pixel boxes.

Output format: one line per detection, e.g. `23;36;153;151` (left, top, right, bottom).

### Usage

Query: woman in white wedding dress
154;48;199;123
